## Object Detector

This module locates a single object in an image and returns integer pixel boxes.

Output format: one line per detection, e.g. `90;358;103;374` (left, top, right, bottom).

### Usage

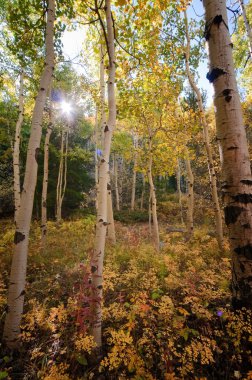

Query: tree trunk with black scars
3;0;55;348
13;70;24;224
203;0;252;308
148;134;159;251
94;109;99;210
184;10;223;249
239;0;252;59
185;154;194;241
99;40;116;243
41;95;54;244
107;172;116;243
91;0;116;347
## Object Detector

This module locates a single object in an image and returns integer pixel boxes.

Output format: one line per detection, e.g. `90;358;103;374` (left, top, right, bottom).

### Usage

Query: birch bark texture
203;0;252;308
91;0;116;347
3;0;55;347
131;134;138;211
13;70;24;224
184;10;223;249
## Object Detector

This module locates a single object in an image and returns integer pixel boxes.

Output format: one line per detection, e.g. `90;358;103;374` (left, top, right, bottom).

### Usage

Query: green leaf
76;355;88;366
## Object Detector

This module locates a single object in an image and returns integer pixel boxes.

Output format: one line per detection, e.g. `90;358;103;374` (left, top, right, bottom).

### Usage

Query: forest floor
0;200;252;380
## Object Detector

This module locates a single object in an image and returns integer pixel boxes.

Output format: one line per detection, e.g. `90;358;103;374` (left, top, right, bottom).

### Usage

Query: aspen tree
99;39;115;242
185;152;194;241
203;0;252;308
177;158;184;224
56;126;68;222
114;154;120;211
91;0;116;347
148;131;160;251
3;0;55;347
131;134;138;211
184;10;223;249
239;0;252;59
13;70;24;224
41;94;54;243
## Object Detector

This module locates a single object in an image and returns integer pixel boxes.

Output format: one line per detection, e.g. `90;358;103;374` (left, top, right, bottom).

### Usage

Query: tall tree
239;0;252;59
203;0;252;308
90;0;116;348
3;0;55;347
184;10;223;249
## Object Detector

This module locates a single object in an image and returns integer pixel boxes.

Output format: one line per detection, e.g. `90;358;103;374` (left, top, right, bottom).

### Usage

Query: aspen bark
185;154;194;241
203;0;252;308
107;172;116;244
3;0;55;348
41;98;53;243
95;109;99;210
91;0;116;347
239;0;252;59
13;70;24;224
114;154;120;211
140;174;145;210
131;135;138;211
56;127;68;222
177;158;184;225
148;135;159;251
184;10;223;249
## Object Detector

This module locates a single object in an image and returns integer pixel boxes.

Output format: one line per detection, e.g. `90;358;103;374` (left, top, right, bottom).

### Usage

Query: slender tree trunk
114;154;120;211
3;0;55;348
203;0;252;308
56;130;64;222
140;174;145;210
147;135;159;251
107;172;116;243
41;97;53;244
56;127;68;222
13;70;24;224
119;157;124;208
177;158;184;225
91;0;116;347
239;0;252;59
185;154;194;241
184;10;223;249
94;109;99;210
131;135;138;211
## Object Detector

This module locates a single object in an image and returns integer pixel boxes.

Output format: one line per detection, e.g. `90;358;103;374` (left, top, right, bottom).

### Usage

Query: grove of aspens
0;0;252;378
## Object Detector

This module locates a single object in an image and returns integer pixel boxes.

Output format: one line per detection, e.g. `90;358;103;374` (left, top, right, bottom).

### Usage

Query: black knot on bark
234;244;252;260
224;205;245;225
206;67;226;83
104;125;109;132
14;231;25;244
213;15;223;25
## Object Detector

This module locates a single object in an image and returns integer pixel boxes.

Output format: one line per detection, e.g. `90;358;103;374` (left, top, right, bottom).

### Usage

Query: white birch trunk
239;0;252;59
185;154;194;241
41;97;53;244
91;0;116;347
13;70;24;224
184;10;223;249
3;0;55;348
203;0;252;308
